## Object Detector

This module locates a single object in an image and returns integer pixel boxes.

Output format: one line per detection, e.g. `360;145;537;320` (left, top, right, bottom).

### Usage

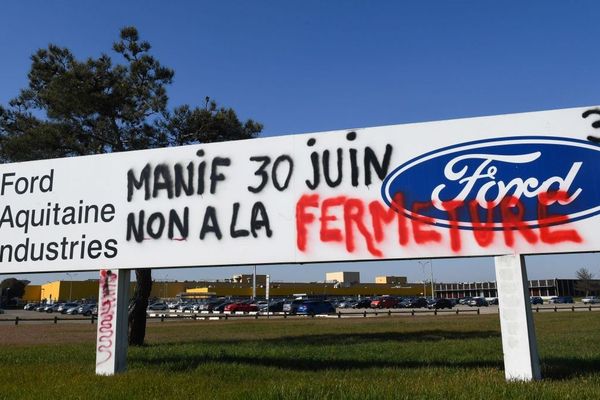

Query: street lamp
418;260;435;299
163;274;169;300
66;272;77;301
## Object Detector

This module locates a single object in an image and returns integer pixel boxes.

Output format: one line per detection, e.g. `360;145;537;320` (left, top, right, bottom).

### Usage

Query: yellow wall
35;280;203;301
187;283;429;298
150;282;193;298
41;281;61;302
32;279;429;302
63;281;102;301
22;285;41;302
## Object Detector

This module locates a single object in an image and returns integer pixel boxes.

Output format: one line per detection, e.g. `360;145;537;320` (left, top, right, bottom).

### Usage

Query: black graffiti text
126;202;272;242
247;155;294;193
127;150;231;202
305;131;393;190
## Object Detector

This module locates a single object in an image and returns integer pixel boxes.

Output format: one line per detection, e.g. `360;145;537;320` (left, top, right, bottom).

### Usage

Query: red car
224;302;259;312
370;297;398;309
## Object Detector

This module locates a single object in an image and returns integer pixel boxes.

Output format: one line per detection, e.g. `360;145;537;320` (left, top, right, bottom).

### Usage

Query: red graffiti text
96;269;117;367
295;191;582;257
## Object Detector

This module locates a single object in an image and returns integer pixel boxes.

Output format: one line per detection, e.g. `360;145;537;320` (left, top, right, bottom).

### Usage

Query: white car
582;296;600;304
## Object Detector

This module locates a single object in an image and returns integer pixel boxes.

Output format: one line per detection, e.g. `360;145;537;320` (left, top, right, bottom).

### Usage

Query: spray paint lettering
296;191;582;257
96;269;117;367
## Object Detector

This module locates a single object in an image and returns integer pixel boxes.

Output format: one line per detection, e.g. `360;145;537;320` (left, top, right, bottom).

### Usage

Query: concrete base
95;269;130;375
494;254;541;381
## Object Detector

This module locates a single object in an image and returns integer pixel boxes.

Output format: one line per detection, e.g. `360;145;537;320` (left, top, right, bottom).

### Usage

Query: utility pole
66;272;76;301
418;260;435;299
252;265;257;300
430;260;435;299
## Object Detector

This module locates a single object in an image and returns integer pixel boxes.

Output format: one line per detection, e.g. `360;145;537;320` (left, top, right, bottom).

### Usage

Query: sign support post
494;254;541;381
95;269;130;376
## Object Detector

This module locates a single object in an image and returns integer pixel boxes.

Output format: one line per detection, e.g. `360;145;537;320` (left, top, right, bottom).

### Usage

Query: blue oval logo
381;136;600;230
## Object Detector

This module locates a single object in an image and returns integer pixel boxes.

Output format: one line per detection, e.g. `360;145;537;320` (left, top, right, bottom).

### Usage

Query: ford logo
381;136;600;230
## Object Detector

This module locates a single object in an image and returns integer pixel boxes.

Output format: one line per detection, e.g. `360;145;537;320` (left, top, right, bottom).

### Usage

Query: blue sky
1;1;599;285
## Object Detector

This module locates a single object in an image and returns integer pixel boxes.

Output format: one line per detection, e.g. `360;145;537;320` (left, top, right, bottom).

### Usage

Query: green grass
1;313;600;399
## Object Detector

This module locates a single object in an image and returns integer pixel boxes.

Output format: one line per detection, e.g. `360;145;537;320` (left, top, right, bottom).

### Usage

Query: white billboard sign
1;106;599;274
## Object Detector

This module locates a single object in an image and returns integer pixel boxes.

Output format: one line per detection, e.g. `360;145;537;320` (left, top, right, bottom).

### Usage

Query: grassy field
1;313;599;400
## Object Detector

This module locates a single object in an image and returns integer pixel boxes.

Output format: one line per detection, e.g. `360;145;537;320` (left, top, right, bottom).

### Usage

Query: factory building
16;274;597;303
434;278;600;298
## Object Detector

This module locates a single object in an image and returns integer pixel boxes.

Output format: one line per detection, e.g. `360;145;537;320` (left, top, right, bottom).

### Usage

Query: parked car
337;299;357;309
77;304;97;316
549;296;574;304
283;299;306;314
212;301;234;313
58;302;79;314
255;301;269;309
530;296;543;305
370;297;399;309
147;302;168;311
397;298;415;308
262;300;285;312
23;303;39;311
353;299;372;309
45;303;63;313
224;302;258;313
177;302;195;312
406;297;429;308
428;298;454;309
458;297;473;305
197;299;225;312
487;298;499;305
328;299;341;308
582;296;600;304
0;308;4;314
468;297;489;307
65;305;81;315
296;300;335;316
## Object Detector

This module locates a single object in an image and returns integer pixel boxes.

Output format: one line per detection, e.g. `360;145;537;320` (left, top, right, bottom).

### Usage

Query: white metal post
95;269;130;376
494;254;541;381
266;274;270;318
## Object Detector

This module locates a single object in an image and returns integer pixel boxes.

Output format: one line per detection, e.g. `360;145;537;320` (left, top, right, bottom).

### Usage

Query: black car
427;298;453;309
263;300;285;313
353;299;372;309
399;297;428;308
530;297;543;305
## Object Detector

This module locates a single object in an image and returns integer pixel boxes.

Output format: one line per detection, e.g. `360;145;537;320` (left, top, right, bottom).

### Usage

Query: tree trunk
128;268;152;346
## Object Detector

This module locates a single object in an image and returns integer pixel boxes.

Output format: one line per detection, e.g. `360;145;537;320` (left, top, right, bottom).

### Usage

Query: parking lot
2;301;599;325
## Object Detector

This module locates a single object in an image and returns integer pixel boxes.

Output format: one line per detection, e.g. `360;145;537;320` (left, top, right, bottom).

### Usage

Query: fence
2;305;599;324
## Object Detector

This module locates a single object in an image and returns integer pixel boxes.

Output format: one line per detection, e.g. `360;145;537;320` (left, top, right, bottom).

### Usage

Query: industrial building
16;274;598;303
22;273;426;302
434;278;600;299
